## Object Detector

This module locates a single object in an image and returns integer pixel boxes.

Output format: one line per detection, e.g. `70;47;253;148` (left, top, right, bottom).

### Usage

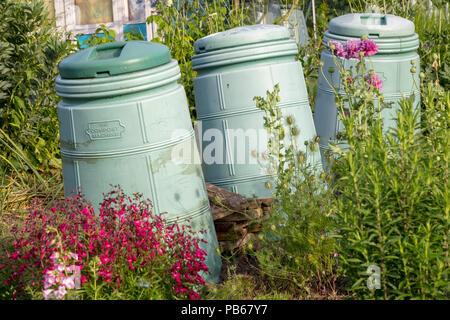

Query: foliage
327;36;449;299
250;85;339;297
124;27;146;41
79;25;118;48
414;6;449;90
296;35;324;112
0;186;209;300
78;24;145;50
0;0;75;172
148;0;252;121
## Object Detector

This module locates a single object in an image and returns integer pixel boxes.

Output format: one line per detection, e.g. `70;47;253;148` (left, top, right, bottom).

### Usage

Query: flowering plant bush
325;35;449;299
0;186;209;300
322;37;388;146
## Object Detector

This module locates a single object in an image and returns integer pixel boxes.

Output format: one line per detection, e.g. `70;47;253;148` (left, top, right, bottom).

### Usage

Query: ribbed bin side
56;42;221;283
192;25;322;198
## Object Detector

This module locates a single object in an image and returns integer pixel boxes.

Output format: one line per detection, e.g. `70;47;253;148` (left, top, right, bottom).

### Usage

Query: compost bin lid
328;13;415;38
194;24;291;54
58;41;171;79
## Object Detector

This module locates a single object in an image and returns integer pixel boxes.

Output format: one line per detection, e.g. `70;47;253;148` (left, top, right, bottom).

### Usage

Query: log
216;224;247;241
206;183;273;251
211;206;234;220
213;221;236;232
216;211;248;222
206;183;249;210
258;198;275;207
219;233;253;251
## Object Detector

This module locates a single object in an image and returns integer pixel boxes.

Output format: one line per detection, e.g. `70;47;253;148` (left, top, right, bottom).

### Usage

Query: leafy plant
124;27;146;41
414;6;449;90
0;0;75;173
79;24;117;48
250;85;339;297
327;36;449;299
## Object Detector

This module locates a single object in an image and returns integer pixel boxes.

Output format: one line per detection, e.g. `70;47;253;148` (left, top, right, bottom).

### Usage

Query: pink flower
345;39;361;59
329;41;345;57
43;273;56;289
364;72;383;91
172;271;182;285
43;288;54;300
62;276;76;290
55;285;67;299
56;263;65;273
49;252;59;262
360;39;378;57
331;39;378;60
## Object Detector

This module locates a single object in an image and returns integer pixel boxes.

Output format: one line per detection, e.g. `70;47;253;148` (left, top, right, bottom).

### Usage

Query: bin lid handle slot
89;42;126;61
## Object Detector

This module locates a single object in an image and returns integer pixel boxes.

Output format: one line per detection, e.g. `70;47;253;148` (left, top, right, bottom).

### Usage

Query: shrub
0;186;209;300
327;36;449;299
0;0;75;172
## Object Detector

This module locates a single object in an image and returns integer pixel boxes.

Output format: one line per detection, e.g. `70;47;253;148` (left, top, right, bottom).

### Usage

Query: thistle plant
251;86;339;297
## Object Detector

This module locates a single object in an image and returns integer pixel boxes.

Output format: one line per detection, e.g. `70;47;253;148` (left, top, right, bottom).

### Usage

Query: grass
205;253;350;300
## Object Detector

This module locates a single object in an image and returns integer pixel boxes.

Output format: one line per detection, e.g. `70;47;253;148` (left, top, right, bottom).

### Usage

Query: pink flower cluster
329;39;378;59
1;186;209;300
364;72;383;91
42;252;80;300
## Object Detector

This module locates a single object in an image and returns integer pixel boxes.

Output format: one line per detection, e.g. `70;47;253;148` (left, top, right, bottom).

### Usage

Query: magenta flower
364;72;383;91
360;39;378;57
4;186;209;300
329;41;345;57
345;39;361;59
330;39;378;60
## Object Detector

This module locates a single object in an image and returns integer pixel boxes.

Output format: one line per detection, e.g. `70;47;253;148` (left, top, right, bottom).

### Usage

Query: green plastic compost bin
55;41;221;283
314;13;420;165
192;25;322;198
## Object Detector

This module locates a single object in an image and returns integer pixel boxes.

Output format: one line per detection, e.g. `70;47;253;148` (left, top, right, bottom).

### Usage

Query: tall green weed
250;85;339;297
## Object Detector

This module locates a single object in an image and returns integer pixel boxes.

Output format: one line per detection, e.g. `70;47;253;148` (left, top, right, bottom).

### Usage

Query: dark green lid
58;41;171;79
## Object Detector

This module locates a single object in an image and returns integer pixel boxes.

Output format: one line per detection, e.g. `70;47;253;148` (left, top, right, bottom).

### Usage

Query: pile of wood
206;183;274;251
